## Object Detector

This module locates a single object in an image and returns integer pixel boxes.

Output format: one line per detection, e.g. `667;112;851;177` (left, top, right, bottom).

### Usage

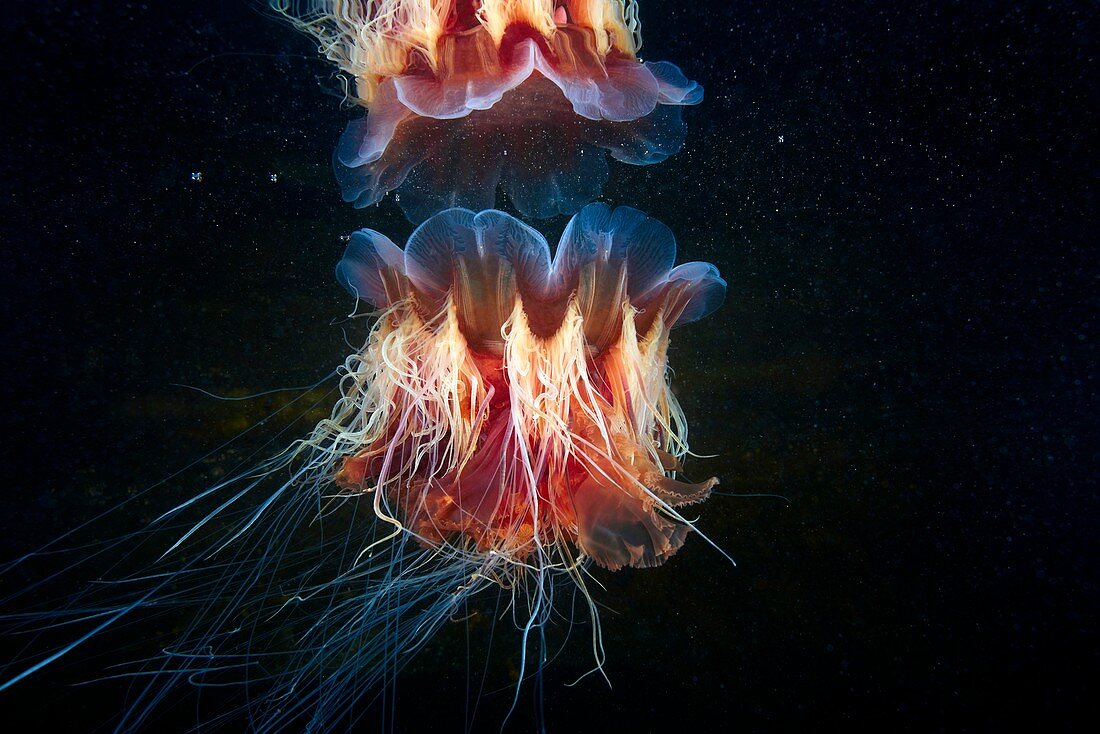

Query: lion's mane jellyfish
0;205;724;730
276;1;703;221
332;203;724;568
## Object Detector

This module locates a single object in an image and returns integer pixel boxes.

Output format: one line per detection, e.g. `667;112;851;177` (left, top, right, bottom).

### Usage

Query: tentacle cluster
276;1;646;102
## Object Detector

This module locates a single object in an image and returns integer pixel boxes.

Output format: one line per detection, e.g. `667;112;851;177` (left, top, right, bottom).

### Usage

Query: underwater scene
1;1;1094;732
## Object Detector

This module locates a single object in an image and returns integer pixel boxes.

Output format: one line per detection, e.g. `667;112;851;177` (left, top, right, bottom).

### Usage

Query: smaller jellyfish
0;204;725;731
276;1;703;221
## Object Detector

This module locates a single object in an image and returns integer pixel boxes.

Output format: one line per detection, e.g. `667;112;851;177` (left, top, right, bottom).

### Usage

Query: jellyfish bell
0;204;725;731
276;1;703;221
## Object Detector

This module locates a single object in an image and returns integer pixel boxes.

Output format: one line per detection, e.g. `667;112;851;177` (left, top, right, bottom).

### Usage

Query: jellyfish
1;204;724;731
275;1;703;221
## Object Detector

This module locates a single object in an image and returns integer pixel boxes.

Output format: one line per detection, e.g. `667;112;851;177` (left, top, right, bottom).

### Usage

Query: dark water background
1;1;1095;731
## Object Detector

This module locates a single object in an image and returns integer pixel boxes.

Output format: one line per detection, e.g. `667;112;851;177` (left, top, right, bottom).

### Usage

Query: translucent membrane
279;1;703;220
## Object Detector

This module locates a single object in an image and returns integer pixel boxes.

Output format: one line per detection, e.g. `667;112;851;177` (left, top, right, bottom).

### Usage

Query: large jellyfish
275;1;703;221
1;205;724;731
333;203;724;567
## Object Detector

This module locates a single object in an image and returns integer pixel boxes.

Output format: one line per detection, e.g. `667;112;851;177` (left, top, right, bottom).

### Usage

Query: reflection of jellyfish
276;1;703;221
1;205;724;730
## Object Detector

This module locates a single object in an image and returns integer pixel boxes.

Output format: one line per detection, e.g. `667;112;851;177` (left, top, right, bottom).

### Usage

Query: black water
1;1;1095;731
